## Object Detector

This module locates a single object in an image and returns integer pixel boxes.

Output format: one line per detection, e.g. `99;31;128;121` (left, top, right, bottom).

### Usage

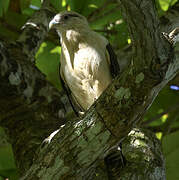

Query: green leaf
35;41;62;90
162;131;179;180
163;131;179;156
109;22;128;48
66;0;88;13
144;86;179;126
22;0;41;15
0;127;17;179
89;4;121;29
31;0;41;7
20;0;32;10
170;0;178;5
159;0;171;11
4;11;28;29
0;25;18;41
22;7;35;16
81;0;105;16
51;0;64;11
158;0;177;11
0;0;10;17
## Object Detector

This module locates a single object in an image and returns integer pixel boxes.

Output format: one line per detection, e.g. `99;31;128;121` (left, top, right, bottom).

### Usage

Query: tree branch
142;103;179;126
0;0;75;174
20;0;177;179
0;0;178;179
17;0;54;61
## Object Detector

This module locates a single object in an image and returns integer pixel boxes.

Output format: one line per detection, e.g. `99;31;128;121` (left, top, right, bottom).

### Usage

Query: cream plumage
49;11;120;113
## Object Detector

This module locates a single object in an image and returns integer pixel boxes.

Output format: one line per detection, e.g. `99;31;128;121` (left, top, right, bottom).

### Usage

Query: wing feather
106;43;120;78
59;66;84;115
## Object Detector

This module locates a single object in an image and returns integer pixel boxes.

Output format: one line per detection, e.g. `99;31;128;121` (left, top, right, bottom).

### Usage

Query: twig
142;104;179;126
94;29;118;34
87;0;119;22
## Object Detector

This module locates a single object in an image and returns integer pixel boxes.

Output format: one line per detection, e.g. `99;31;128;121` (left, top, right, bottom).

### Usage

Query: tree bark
0;0;178;179
0;0;74;174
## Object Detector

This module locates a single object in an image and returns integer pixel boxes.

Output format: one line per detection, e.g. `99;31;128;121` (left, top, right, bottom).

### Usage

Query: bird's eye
64;15;69;20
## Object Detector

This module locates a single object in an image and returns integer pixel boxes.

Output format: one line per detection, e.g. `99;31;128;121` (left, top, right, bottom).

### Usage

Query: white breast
60;32;112;110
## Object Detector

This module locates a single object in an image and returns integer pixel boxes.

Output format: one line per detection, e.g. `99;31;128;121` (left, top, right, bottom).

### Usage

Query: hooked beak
49;19;58;29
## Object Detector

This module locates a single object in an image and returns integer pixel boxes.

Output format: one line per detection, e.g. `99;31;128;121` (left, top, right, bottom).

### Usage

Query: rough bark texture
105;128;165;180
0;0;75;174
0;0;178;179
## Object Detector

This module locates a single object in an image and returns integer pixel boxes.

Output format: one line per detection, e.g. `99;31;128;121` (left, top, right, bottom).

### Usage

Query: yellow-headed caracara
49;11;120;114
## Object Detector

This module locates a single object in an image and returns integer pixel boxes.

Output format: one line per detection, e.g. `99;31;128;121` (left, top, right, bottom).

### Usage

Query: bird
49;11;120;114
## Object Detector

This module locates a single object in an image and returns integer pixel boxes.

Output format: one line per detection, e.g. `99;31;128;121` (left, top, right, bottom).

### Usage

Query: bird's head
49;11;89;33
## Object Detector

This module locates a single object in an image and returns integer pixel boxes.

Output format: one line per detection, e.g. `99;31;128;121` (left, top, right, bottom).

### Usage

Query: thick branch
106;128;165;180
0;0;74;174
0;0;178;179
21;127;165;180
18;0;178;179
119;0;173;77
17;0;54;61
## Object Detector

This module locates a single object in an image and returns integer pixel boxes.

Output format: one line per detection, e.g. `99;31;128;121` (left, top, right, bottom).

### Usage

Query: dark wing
106;43;120;78
59;66;84;116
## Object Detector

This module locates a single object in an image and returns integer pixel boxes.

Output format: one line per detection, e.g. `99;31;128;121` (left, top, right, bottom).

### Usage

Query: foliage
0;0;178;179
0;0;9;17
